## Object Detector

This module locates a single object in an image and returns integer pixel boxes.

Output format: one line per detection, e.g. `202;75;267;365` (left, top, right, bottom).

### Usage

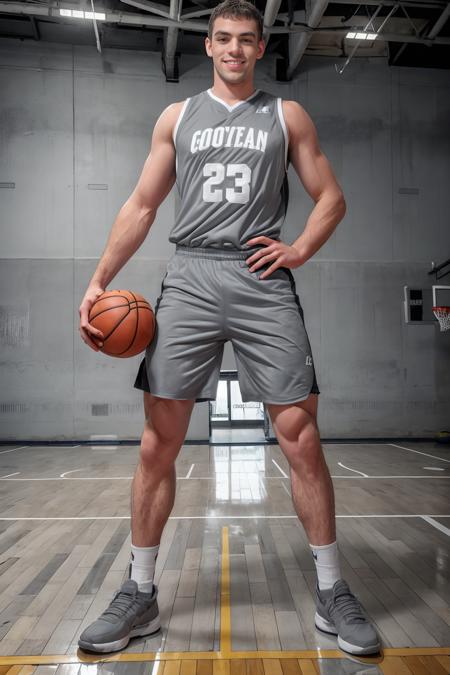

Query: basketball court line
271;459;289;478
0;472;20;478
0;446;28;455
1;474;449;480
388;443;450;463
185;464;195;479
0;647;448;666
420;516;450;537
337;462;368;477
0;514;448;521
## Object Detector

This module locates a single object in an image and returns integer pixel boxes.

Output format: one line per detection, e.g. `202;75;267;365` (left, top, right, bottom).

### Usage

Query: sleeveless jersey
169;88;289;249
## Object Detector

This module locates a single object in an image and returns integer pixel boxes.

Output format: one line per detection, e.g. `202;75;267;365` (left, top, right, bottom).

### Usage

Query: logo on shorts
306;356;313;366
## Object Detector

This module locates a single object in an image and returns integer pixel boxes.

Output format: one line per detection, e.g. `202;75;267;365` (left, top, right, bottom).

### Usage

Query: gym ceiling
0;0;449;80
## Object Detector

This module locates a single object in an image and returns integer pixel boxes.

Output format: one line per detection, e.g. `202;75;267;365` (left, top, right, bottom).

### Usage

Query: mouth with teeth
223;60;245;69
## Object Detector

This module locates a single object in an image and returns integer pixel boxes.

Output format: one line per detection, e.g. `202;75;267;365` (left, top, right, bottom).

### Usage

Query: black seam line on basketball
89;296;146;321
102;305;131;343
90;302;130;322
89;293;144;320
118;289;140;356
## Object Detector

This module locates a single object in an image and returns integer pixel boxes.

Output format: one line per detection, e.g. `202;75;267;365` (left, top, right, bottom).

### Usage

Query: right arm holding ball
78;102;183;351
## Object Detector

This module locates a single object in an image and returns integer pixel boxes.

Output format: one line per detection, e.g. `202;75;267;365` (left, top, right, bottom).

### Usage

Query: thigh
143;393;195;447
229;265;318;404
144;255;225;400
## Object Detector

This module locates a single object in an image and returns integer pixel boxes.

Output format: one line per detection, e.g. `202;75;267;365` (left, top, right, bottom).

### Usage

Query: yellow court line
220;526;231;654
0;648;449;666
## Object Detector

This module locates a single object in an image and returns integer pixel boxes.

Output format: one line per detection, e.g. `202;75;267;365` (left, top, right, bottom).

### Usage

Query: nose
228;38;243;55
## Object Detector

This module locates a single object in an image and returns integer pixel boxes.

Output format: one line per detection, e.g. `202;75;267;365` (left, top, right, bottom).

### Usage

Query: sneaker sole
314;612;380;655
78;616;161;653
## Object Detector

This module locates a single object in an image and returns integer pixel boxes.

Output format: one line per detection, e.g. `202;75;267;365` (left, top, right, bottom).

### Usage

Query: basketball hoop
432;306;450;332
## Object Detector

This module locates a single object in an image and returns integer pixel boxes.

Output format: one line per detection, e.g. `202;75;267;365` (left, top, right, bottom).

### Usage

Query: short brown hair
208;0;264;41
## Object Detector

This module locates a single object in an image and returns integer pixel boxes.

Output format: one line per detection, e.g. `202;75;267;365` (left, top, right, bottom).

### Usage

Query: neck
211;76;256;104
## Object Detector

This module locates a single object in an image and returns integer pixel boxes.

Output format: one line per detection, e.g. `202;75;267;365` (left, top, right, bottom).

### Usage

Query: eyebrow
214;31;257;38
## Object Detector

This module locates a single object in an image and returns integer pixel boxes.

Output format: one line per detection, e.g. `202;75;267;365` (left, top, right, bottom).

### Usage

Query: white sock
130;544;159;594
310;541;341;590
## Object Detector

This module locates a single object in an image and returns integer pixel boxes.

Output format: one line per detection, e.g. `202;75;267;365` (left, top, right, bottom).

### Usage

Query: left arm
246;100;346;279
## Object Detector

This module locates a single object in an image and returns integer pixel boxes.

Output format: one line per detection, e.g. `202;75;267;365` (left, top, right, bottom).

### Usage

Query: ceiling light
59;8;105;20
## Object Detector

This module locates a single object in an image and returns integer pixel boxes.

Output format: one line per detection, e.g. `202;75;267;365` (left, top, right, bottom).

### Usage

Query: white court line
0;514;448;521
0;446;27;455
272;459;289;478
281;482;291;496
421;516;450;537
1;475;450;482
338;462;368;477
389;443;450;463
184;464;195;479
0;472;20;478
60;469;84;478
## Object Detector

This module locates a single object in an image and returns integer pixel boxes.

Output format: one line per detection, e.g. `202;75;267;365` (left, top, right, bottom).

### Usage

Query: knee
139;425;181;473
289;421;322;472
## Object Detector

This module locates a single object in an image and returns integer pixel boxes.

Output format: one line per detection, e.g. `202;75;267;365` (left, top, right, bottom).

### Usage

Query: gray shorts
134;246;319;404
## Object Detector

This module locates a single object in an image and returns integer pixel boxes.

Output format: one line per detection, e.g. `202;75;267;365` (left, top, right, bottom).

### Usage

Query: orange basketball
89;290;155;358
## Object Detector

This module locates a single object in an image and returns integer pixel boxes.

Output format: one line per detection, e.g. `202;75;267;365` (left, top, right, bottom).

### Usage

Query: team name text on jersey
190;126;268;155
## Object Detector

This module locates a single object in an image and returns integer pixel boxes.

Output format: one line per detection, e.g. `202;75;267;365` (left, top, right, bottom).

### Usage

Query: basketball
89;290;155;358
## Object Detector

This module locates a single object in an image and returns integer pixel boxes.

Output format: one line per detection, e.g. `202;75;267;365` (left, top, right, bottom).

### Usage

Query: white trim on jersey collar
207;88;261;112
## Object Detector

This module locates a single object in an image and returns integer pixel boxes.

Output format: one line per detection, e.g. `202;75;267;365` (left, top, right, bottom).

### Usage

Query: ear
205;36;212;57
256;38;266;60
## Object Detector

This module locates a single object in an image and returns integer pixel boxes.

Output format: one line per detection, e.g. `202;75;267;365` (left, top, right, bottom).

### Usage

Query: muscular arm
79;101;183;349
284;100;346;262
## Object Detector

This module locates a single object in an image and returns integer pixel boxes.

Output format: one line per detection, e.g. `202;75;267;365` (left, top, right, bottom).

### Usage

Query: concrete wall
1;39;449;440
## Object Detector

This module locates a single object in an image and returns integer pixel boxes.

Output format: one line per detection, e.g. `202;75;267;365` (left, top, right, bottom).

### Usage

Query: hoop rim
432;306;450;312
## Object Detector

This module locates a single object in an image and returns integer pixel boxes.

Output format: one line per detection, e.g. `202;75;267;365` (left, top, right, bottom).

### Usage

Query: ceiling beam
119;0;171;19
427;2;450;38
1;4;450;47
162;0;179;81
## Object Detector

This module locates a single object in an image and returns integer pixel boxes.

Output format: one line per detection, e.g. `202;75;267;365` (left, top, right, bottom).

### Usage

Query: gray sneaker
315;579;381;655
78;579;160;653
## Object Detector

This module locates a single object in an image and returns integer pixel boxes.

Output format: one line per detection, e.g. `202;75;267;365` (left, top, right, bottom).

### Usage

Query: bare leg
268;394;335;545
131;393;195;547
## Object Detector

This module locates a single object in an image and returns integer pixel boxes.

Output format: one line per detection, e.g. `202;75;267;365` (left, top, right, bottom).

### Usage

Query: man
78;0;380;656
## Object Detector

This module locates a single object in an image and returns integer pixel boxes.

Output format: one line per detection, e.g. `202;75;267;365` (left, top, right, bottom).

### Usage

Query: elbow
336;192;346;220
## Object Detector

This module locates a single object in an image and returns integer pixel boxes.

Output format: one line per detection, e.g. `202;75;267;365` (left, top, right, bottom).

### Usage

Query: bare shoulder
153;100;187;139
281;99;316;141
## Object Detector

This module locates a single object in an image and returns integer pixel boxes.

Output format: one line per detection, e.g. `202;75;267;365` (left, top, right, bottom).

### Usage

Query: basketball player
78;0;380;656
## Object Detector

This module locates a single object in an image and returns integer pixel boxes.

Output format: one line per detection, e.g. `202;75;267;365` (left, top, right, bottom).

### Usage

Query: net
433;306;450;332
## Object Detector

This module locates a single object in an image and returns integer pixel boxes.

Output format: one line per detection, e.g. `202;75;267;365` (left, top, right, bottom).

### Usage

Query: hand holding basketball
84;290;155;358
79;285;106;352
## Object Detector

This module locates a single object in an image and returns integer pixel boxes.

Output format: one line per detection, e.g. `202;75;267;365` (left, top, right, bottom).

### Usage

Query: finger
79;328;101;351
81;321;105;341
246;236;275;248
259;260;281;280
249;251;278;272
246;245;276;267
80;323;104;345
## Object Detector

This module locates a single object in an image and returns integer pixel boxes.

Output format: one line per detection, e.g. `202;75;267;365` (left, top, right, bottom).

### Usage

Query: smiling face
205;16;265;87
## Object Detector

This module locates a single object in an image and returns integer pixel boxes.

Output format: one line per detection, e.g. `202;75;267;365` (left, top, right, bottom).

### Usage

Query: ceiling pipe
286;0;329;79
263;0;283;44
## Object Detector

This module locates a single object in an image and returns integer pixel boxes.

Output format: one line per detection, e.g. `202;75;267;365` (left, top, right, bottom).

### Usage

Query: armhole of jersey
276;97;289;172
172;98;190;147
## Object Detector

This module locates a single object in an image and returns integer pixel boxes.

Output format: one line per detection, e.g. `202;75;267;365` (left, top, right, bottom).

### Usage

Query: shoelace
100;590;137;621
328;586;367;624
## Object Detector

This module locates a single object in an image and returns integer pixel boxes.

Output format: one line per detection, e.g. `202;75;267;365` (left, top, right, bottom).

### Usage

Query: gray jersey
169;89;289;249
